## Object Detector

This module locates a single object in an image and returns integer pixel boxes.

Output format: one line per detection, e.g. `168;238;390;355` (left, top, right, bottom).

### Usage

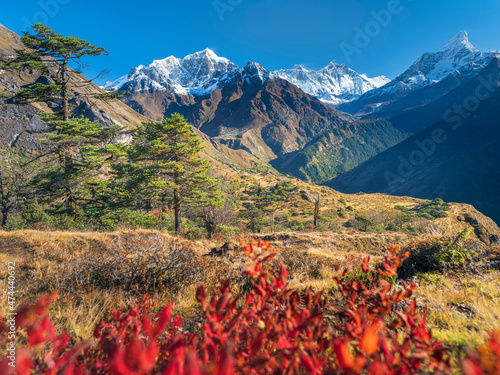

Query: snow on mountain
364;31;500;98
104;31;498;108
273;63;390;105
242;61;271;85
105;49;389;104
104;48;240;96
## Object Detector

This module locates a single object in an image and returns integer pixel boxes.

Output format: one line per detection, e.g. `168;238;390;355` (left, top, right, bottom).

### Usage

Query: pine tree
355;215;373;232
124;114;223;235
1;23;121;121
32;117;123;218
0;149;36;227
1;24;126;220
239;202;268;233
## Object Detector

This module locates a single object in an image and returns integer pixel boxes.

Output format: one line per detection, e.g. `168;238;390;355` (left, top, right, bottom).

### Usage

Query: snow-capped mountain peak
320;62;348;73
358;31;500;102
105;49;240;96
242;61;271;84
442;30;477;53
105;50;389;104
273;62;390;104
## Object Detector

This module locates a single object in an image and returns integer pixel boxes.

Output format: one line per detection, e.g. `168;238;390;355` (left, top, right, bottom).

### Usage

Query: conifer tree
0;149;36;227
355;215;373;232
239;202;268;233
124;114;223;235
1;24;125;219
32;117;123;217
2;23;121;121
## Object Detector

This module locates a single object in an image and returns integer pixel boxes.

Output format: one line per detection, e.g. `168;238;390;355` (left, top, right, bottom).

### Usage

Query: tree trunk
1;207;7;228
314;194;320;227
0;172;7;227
174;188;183;236
206;219;216;239
61;55;70;121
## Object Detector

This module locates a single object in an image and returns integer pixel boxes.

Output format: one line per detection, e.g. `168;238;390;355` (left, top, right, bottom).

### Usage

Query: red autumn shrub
0;240;497;374
462;330;500;375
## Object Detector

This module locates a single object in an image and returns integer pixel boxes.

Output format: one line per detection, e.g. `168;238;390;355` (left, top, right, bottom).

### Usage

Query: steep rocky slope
328;65;500;225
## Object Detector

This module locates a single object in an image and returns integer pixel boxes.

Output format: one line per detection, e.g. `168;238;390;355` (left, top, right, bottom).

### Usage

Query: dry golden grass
417;271;500;349
0;205;499;356
219;171;500;245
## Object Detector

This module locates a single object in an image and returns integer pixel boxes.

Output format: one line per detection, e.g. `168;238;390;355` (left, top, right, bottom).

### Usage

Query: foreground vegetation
0;229;499;373
0;239;499;374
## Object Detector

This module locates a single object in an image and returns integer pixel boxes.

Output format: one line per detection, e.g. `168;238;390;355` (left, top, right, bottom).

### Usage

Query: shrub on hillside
401;229;478;276
337;208;346;218
60;235;233;294
415;199;451;219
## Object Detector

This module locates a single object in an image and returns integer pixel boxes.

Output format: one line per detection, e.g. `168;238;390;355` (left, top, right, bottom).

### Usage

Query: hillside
271;119;408;183
328;80;500;225
388;58;500;134
1;170;499;364
121;65;351;161
118;62;411;181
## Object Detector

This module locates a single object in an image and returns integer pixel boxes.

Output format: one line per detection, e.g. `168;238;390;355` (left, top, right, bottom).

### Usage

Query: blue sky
2;0;500;84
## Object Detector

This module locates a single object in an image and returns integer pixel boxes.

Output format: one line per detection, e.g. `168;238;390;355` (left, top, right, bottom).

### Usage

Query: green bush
120;210;158;229
52;214;89;231
414;199;451;219
346;218;359;230
355;215;373;231
289;220;305;231
401;228;474;276
367;224;386;233
216;225;243;240
386;222;399;232
5;214;28;231
22;200;51;226
317;214;333;222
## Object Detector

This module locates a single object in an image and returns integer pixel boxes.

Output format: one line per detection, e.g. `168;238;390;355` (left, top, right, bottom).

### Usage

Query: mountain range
116;61;405;168
338;31;500;117
104;49;389;105
1;23;500;225
328;57;500;224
